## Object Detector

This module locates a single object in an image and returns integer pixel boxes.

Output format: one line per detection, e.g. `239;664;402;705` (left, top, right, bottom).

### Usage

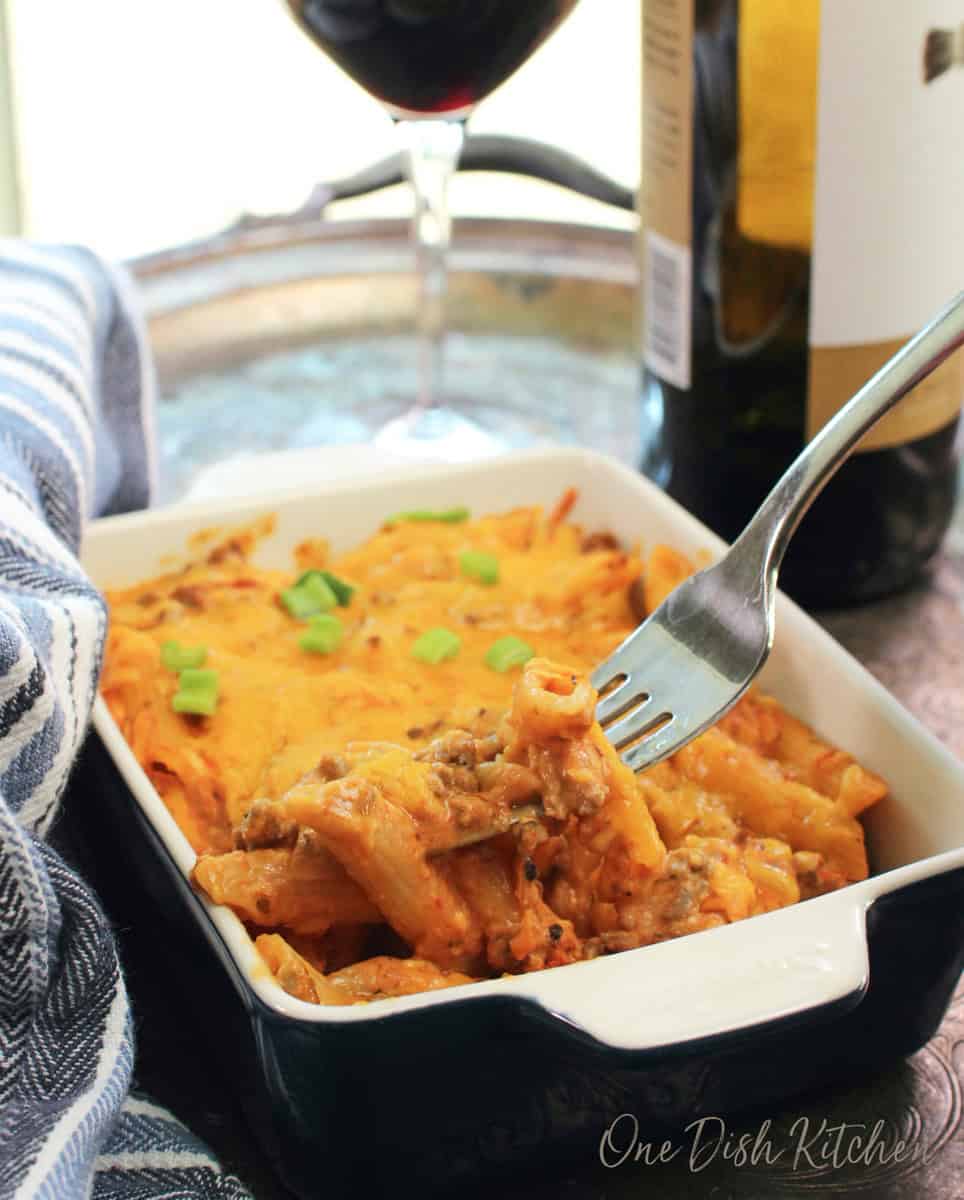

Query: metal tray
137;217;641;502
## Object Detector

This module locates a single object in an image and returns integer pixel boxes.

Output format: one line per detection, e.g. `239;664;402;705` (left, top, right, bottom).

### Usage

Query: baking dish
81;447;964;1197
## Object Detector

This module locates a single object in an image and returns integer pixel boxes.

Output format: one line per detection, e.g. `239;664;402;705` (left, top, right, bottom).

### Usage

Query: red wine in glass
284;0;580;459
288;0;578;116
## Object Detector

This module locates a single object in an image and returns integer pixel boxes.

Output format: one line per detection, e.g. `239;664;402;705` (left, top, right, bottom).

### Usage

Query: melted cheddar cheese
101;498;887;1005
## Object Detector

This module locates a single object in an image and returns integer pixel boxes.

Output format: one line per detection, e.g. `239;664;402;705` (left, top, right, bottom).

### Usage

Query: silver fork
594;291;964;774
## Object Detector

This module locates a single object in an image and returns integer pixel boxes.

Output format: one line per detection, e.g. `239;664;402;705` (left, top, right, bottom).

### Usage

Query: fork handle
734;291;964;593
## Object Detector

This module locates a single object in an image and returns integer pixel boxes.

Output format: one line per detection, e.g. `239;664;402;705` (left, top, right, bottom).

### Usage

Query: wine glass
283;0;580;460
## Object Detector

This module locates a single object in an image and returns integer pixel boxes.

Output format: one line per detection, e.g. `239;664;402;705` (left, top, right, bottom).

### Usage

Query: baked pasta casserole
101;492;886;1006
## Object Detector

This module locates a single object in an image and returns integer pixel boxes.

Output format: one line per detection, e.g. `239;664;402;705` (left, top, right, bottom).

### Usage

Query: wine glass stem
397;118;465;415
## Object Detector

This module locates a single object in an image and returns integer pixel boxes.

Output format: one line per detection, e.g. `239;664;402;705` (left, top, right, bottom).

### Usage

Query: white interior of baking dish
83;448;964;1050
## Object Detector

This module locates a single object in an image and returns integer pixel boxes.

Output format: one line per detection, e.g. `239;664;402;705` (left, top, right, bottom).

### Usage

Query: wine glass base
373;404;517;462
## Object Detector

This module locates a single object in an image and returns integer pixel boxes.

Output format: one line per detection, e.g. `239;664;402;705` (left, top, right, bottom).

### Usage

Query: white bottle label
644;230;692;389
640;0;694;390
808;0;964;447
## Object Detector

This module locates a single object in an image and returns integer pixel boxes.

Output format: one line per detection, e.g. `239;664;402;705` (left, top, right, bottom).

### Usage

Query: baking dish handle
522;888;870;1054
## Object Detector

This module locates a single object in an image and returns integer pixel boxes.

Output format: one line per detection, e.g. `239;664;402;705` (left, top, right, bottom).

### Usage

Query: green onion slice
160;640;208;671
387;506;470;526
280;572;337;619
459;550;499;586
412;627;462;664
296;570;355;607
485;636;534;673
299;613;344;655
172;667;220;716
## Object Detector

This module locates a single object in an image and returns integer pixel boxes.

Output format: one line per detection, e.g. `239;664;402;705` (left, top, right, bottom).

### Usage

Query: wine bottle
639;0;963;608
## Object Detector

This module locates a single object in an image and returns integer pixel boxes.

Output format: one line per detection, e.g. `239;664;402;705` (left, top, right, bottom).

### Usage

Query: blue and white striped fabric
0;243;251;1199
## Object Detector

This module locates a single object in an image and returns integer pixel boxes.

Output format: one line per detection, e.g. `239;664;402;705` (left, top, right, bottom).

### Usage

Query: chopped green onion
485;636;534;673
172;667;220;716
412;627;462;664
387;506;470;526
280;572;337;619
314;571;355;609
296;571;355;609
459;550;500;586
299;613;344;655
160;640;208;671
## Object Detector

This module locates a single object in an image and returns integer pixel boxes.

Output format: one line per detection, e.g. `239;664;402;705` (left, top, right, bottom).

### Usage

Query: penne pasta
274;764;484;971
192;841;381;933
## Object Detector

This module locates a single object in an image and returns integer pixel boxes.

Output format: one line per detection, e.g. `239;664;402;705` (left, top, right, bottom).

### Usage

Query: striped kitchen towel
0;243;251;1199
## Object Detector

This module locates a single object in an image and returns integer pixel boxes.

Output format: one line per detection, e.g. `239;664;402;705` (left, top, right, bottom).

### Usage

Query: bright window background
4;1;640;261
